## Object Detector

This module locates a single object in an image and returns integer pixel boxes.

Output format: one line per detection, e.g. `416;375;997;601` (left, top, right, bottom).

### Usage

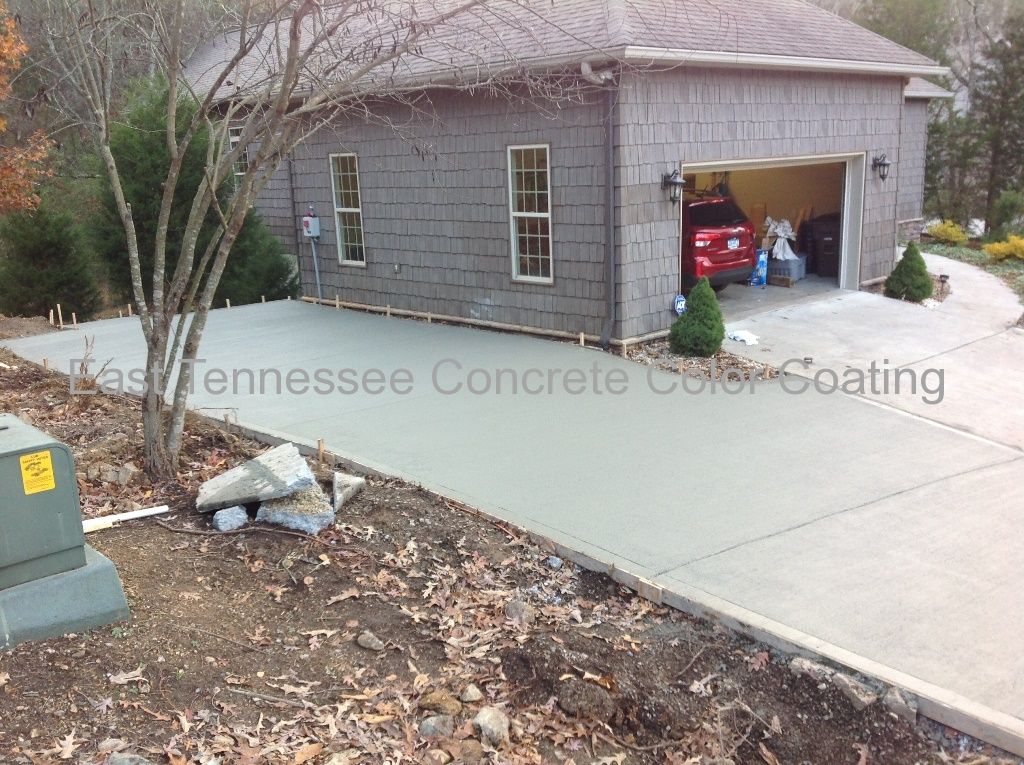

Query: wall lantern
872;154;892;182
662;169;686;204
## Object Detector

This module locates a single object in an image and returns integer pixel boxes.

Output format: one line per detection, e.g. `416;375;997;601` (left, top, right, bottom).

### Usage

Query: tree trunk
142;339;175;479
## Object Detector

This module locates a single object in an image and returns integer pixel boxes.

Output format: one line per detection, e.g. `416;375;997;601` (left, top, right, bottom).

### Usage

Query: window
329;153;365;264
228;126;248;177
508;145;552;282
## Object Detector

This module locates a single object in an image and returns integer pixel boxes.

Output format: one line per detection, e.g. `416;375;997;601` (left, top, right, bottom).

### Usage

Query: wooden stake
261;295;266;303
579;332;585;347
226;298;232;309
335;294;340;310
49;309;54;326
43;358;49;371
317;439;326;463
427;313;432;324
72;313;78;328
118;310;124;319
678;359;685;376
127;303;133;317
56;304;64;329
386;304;391;318
621;343;628;358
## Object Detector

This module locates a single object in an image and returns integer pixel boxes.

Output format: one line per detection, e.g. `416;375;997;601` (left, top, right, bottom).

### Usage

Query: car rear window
688;200;747;227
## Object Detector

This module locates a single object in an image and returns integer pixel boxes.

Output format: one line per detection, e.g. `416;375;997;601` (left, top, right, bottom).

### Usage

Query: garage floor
5;300;1024;752
717;274;841;321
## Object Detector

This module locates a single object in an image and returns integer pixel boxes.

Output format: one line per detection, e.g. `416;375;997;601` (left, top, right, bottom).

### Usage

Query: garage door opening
681;154;865;319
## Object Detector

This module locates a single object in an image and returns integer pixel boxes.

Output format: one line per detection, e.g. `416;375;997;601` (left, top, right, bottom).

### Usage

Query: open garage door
681;154;866;305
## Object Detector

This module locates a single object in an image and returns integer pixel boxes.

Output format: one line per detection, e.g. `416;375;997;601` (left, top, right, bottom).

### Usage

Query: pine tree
884;242;934;302
669;278;725;357
93;86;298;306
0;203;101;319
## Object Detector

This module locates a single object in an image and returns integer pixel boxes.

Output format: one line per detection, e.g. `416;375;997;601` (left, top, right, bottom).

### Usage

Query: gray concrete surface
724;251;1024;449
5;298;1024;750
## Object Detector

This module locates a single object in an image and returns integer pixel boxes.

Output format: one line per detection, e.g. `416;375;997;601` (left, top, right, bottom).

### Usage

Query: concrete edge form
199;412;1024;758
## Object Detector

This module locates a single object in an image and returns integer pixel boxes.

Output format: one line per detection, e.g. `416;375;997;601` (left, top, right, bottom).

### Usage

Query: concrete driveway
5;297;1024;752
724;251;1024;449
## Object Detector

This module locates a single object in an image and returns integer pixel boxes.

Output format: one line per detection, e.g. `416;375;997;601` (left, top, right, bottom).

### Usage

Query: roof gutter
622;46;950;79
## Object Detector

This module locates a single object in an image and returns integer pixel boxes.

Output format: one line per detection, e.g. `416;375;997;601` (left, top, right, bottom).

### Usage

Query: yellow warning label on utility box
20;450;56;495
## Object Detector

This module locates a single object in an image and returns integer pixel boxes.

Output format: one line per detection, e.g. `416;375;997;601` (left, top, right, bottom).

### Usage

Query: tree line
815;0;1024;235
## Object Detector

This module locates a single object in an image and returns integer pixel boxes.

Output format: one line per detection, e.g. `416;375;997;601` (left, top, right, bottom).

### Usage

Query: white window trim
328;152;367;268
507;144;554;285
228;126;248;177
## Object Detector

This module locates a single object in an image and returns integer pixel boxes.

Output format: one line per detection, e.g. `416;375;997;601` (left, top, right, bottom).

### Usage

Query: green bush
669;278;725;358
93;84;298;306
0;203;101;319
926;220;969;246
885;242;934;302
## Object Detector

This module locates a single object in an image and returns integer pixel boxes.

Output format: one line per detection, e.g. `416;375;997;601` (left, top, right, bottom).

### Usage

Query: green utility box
0;413;129;649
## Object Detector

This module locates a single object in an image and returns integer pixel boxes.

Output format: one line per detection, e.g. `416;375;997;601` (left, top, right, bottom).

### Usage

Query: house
209;0;952;345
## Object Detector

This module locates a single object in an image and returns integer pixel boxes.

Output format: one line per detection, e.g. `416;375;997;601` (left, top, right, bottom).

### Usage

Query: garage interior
683;158;856;321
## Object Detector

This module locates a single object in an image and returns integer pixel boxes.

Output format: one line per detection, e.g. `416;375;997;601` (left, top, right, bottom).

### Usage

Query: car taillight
692;232;714;248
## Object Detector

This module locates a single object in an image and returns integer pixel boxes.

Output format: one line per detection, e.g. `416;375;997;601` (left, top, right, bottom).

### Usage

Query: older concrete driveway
5;298;1024;751
725;251;1024;450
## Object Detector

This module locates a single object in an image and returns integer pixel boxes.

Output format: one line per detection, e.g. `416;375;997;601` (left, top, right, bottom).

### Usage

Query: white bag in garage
765;217;799;261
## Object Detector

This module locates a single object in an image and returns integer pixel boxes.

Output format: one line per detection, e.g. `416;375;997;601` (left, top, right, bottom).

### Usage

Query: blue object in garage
749;249;769;287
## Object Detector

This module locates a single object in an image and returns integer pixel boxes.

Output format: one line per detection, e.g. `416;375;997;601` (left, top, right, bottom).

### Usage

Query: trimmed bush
0;203;101;319
885;242;934;302
926;219;968;246
984;235;1024;261
669;277;725;357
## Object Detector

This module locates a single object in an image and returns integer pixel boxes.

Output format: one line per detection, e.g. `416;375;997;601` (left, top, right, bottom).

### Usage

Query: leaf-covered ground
0;343;1014;765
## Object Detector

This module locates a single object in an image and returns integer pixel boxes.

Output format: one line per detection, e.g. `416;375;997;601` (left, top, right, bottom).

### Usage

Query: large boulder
196;444;316;512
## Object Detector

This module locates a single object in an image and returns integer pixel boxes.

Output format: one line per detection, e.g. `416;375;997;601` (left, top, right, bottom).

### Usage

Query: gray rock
107;755;156;765
789;656;834;683
419;714;455;738
557;678;616;722
545;556;564;570
197;443;316;512
460;683;484;703
504;599;536;627
356;630;386;651
212;505;249;532
473;706;510;747
333;471;367;509
831;672;878;710
256;485;335;534
883;686;918;723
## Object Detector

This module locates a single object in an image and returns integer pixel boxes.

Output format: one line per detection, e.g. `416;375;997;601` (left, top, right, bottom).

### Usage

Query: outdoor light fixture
662;169;686;204
872;154;892;182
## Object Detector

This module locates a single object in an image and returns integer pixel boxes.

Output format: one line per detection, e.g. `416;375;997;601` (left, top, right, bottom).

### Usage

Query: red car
681;196;758;291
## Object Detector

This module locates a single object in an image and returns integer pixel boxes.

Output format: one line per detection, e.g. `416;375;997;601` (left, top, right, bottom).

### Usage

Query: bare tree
25;0;608;478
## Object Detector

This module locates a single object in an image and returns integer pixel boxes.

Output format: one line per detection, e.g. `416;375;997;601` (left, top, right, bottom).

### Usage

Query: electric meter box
0;413;129;649
301;213;320;238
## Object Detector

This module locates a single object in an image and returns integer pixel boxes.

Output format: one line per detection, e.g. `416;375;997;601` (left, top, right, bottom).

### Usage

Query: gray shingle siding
252;67;926;342
260;91;610;337
614;68;907;339
897;99;929;240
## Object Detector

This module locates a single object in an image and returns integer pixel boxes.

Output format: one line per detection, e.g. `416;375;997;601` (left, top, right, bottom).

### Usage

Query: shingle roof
905;77;955;99
188;0;946;99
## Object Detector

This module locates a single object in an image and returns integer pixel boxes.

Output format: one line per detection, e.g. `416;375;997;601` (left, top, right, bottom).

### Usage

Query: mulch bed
0;330;1011;765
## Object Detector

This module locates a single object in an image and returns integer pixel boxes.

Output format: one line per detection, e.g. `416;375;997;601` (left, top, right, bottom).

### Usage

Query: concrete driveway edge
201;412;1024;758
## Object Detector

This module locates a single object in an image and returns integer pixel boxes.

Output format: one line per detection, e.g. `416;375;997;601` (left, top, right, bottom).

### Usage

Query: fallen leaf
109;667;145;685
746;651;771;672
327;587;360;604
57;730;79;760
759;742;781;765
292;742;323;764
0;672;9;688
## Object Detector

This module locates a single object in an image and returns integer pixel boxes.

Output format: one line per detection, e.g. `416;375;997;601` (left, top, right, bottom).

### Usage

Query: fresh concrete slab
5;299;1024;751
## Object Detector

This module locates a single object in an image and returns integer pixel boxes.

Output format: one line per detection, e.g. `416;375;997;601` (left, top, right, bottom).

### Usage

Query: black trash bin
807;213;842;279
